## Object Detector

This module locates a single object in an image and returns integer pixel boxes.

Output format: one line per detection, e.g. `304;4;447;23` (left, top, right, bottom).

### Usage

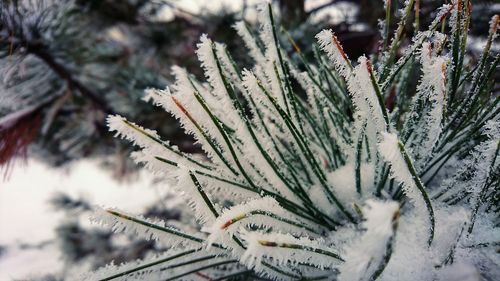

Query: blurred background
0;0;498;280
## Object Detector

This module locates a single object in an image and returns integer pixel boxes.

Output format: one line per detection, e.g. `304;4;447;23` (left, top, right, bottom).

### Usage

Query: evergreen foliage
86;1;498;280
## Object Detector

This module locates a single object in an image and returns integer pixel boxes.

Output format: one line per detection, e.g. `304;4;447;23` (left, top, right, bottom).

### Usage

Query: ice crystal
87;3;499;280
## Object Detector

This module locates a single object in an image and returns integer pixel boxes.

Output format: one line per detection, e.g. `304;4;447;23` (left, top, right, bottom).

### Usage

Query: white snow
0;159;160;280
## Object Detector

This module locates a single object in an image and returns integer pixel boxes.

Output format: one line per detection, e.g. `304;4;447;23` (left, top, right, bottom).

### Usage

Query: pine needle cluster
86;1;498;280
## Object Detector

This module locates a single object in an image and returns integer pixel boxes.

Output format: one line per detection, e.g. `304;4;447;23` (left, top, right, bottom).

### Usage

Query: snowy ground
0;160;160;280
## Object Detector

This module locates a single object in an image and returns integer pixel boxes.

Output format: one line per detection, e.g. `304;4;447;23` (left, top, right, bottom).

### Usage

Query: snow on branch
316;30;352;78
240;231;343;273
378;132;435;246
339;200;400;281
206;197;319;247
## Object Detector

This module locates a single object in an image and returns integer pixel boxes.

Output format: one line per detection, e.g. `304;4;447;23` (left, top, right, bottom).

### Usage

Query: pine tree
84;1;498;280
0;0;241;174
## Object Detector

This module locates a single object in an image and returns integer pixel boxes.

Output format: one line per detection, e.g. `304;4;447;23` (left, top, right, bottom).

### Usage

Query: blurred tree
0;1;161;175
0;0;235;177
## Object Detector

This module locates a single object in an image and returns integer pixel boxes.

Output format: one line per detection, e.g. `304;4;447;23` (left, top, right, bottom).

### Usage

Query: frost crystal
88;2;500;280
